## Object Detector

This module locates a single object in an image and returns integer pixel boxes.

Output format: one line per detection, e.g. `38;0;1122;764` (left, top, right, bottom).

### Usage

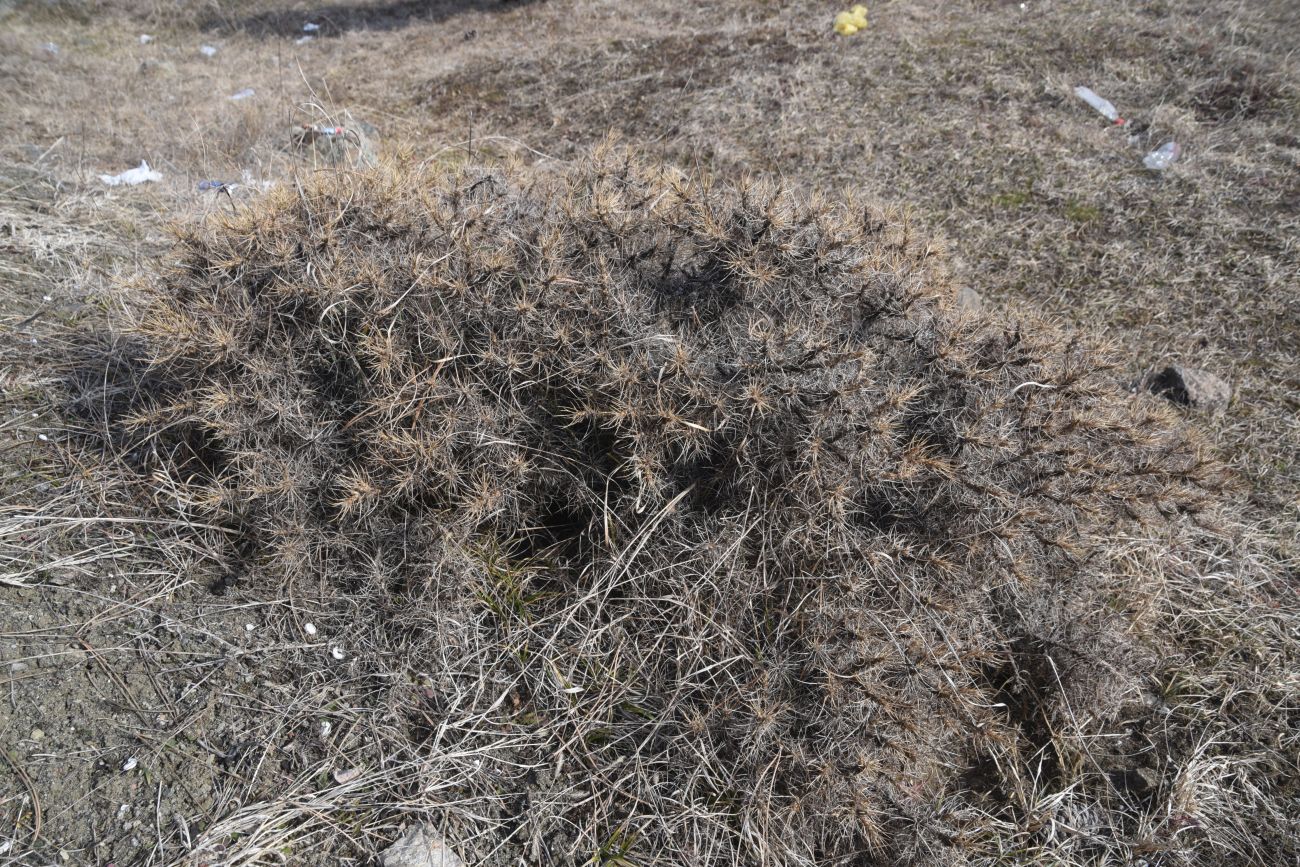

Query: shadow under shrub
104;147;1294;865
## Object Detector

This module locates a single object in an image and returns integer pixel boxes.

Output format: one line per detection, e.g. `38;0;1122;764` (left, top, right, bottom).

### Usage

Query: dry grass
0;0;1297;865
4;0;1294;523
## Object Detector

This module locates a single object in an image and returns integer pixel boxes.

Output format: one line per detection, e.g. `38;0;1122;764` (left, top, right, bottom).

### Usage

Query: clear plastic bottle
1143;141;1181;171
1074;86;1122;124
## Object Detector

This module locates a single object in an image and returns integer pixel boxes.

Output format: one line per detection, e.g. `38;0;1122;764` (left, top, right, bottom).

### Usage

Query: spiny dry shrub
101;147;1294;865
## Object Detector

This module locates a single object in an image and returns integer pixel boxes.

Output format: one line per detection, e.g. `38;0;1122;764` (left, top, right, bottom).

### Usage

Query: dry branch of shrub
40;147;1299;866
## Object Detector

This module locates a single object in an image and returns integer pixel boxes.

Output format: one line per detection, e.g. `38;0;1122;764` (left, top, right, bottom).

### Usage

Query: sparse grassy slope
0;0;1296;864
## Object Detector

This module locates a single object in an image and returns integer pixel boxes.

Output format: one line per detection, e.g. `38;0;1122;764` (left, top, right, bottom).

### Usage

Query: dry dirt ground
0;0;1296;865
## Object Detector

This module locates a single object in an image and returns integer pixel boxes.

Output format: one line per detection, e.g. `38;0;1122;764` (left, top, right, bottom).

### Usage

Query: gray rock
380;824;463;867
1108;766;1161;798
956;286;983;313
1139;364;1232;414
138;58;176;75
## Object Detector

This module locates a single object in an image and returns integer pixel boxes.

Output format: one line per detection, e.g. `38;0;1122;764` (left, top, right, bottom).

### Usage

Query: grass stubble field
0;0;1296;864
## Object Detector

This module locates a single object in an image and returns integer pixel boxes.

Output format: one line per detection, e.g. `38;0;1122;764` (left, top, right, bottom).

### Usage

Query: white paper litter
200;44;218;57
99;161;163;187
229;87;255;101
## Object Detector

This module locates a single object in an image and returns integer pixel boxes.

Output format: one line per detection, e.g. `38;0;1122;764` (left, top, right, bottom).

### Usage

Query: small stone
380;823;464;867
138;58;176;75
956;286;983;313
1139;364;1232;414
30;728;45;741
1109;766;1160;798
333;766;361;784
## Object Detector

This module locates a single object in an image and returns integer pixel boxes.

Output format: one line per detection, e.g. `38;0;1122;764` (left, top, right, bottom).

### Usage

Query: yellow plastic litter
834;5;868;36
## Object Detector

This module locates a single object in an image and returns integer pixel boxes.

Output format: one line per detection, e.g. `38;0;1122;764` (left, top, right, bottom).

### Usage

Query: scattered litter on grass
122;756;138;772
1143;141;1181;170
320;720;332;737
197;179;229;191
229;88;255;101
291;121;379;167
1074;85;1125;125
296;35;314;45
139;34;152;45
40;42;60;57
1072;87;1177;169
200;44;218;57
303;621;318;636
99;160;162;186
330;645;345;660
303;22;320;32
834;5;868;36
244;623;255;633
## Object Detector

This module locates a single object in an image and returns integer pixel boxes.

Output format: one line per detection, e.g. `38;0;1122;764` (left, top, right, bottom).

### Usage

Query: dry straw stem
48;146;1300;865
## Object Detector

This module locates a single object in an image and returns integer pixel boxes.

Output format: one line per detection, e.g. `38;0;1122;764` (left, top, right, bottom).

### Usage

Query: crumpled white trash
99;160;163;186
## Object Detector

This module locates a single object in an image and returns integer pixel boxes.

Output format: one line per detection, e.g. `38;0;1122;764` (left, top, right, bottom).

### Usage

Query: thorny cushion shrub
118;147;1245;864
